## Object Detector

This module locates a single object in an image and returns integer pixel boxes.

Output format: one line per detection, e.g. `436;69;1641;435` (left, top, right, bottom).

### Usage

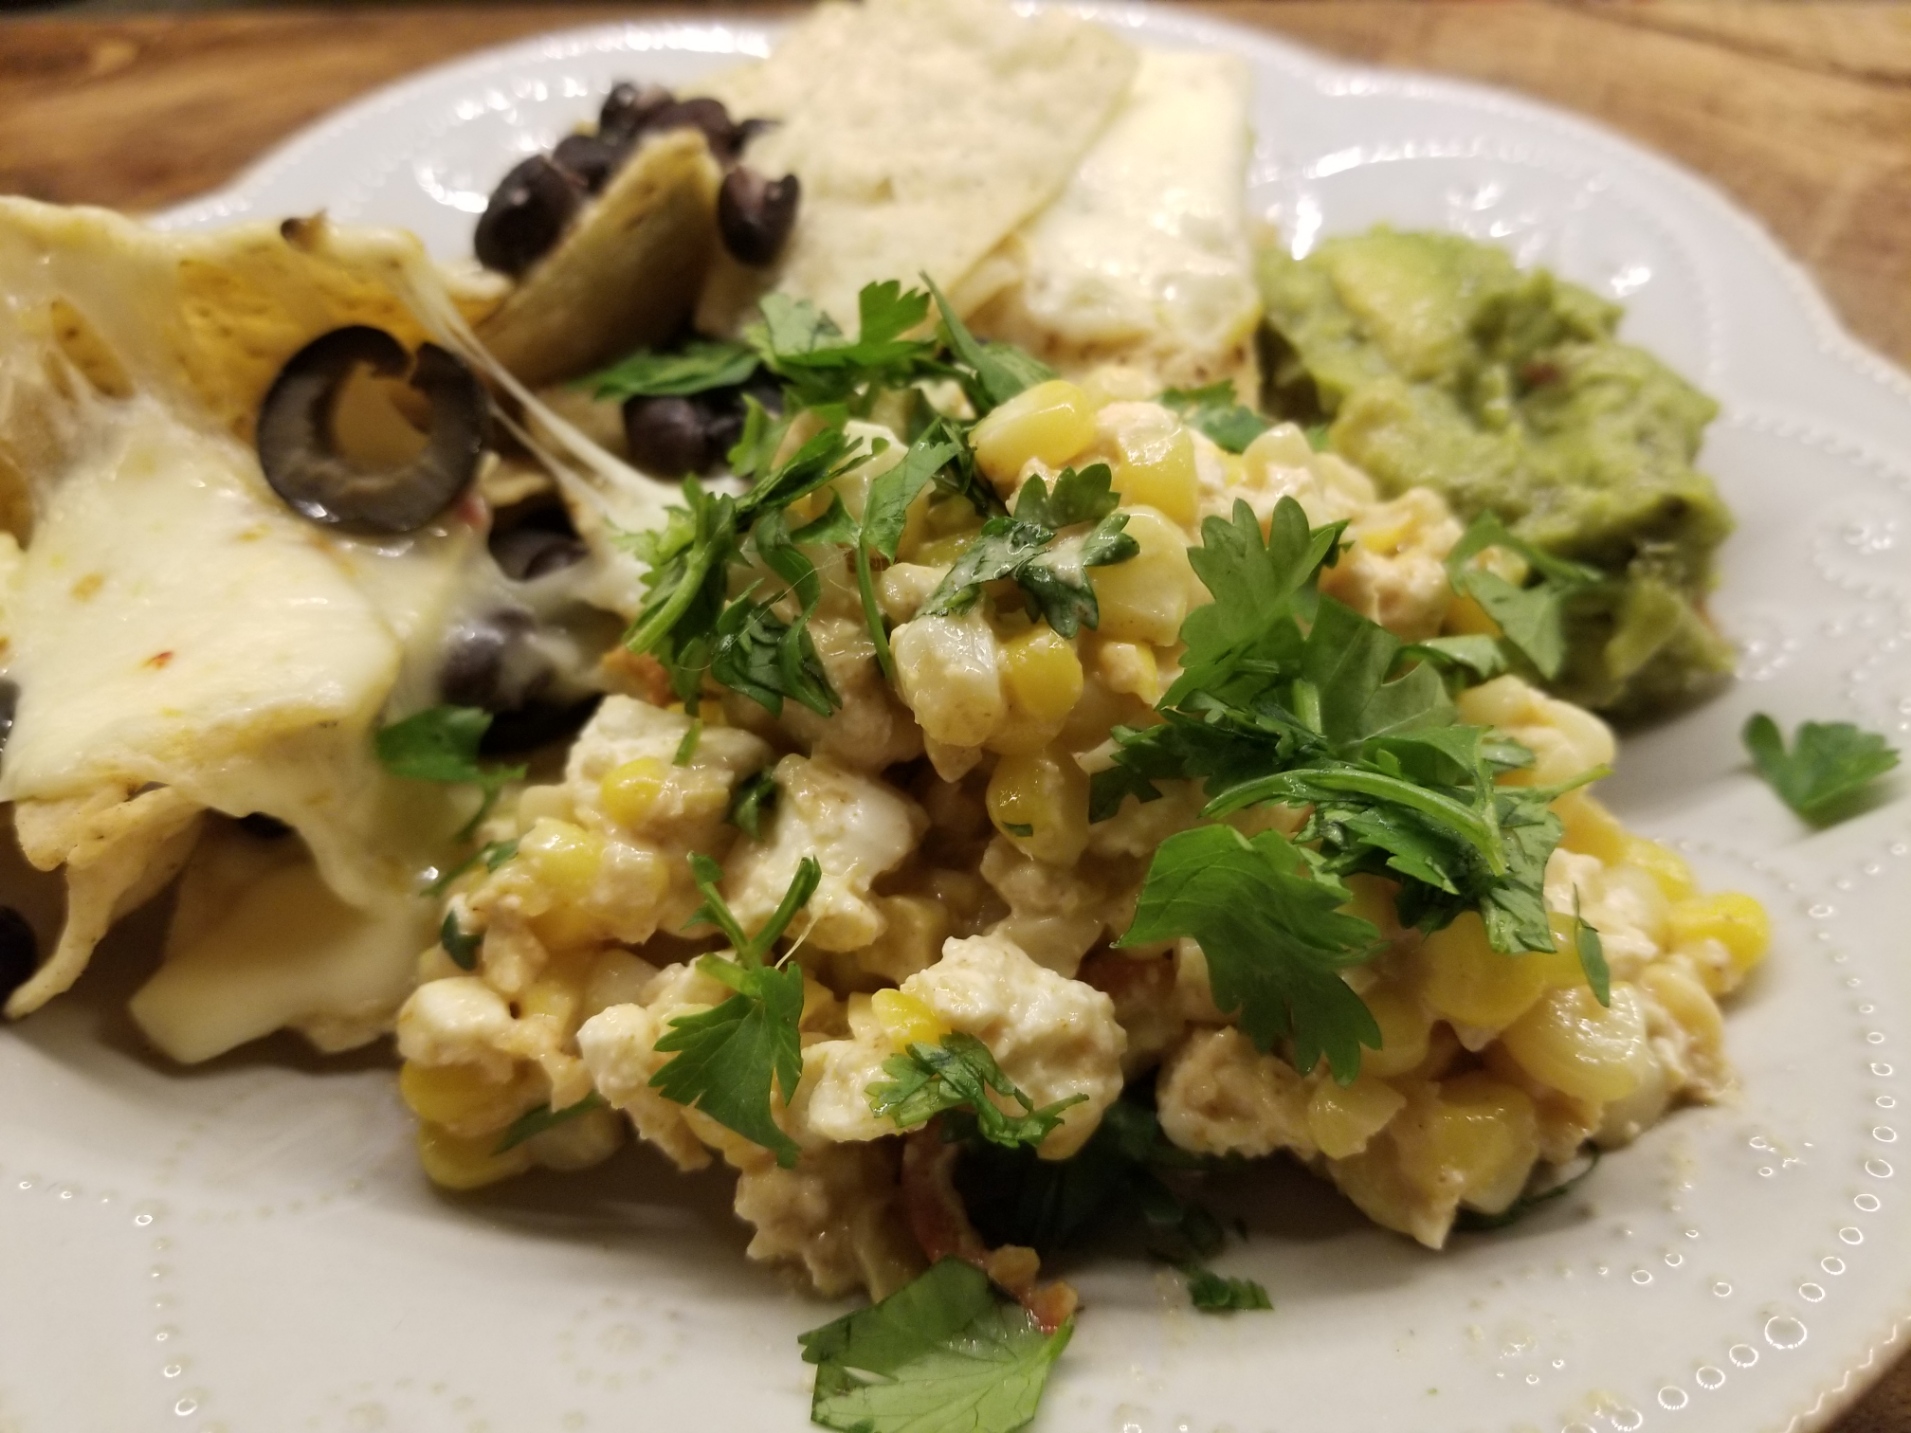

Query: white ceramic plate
7;9;1911;1433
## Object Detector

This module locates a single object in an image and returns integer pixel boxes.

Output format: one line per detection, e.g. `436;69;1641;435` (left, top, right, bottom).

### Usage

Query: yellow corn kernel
1003;628;1085;724
987;747;1090;866
1556;791;1630;865
1308;1076;1406;1160
1500;984;1651;1103
519;818;605;902
1415;1073;1540;1213
871;988;950;1049
971;379;1098;487
1090;507;1195;647
1094;640;1157;701
1639;961;1724;1051
1413;913;1553;1032
1667;892;1769;977
518;974;582;1033
1443;592;1500;638
1111;419;1199;528
416;1122;533;1191
1622;835;1697;901
399;1061;523;1128
914;531;977;568
1359;984;1434;1078
599;757;667;829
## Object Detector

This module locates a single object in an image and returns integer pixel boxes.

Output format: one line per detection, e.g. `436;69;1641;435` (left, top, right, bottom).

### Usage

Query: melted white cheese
1007;50;1259;364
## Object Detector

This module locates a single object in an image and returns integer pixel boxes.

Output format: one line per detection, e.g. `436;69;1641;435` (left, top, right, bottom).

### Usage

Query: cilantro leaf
727;768;778;839
583;338;760;400
439;911;481;970
867;1033;1084;1149
648;854;818;1167
1445;514;1601;681
863;430;963;561
800;1260;1072;1433
1010;463;1120;528
375;706;528;838
493;1092;607;1154
1180;1262;1273;1312
1743;714;1900;821
751;283;937;408
1121;824;1383;1081
926;276;1054;415
1573;891;1611;1006
1159;382;1270;454
423;836;521;897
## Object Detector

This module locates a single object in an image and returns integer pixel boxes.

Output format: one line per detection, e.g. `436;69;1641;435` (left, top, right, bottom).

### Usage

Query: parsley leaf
493;1092;607;1154
1121;825;1383;1081
583;338;760;400
867;1033;1085;1149
1159;382;1271;454
1445;514;1601;681
648;853;819;1168
799;1259;1073;1433
751;282;938;409
439;911;482;970
921;464;1137;638
1742;714;1900;821
927;277;1054;416
375;705;527;837
1180;1262;1273;1313
727;768;778;840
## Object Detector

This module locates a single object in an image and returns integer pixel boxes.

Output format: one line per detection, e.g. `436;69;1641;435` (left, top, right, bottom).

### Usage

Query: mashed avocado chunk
1258;227;1734;717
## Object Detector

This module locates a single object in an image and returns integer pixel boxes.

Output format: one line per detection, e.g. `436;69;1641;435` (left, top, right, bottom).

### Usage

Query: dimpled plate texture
6;7;1910;1433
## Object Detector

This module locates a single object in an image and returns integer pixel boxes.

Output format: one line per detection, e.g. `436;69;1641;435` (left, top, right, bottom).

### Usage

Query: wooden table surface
1;3;1909;1428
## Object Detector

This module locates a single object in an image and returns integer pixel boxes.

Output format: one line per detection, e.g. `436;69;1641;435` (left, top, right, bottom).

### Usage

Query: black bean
491;525;588;582
623;395;720;477
0;907;37;1006
237;813;293;839
717;168;800;267
551;133;622;194
473;156;584;276
481;696;602;757
599;81;673;146
734;116;779;152
648;97;743;161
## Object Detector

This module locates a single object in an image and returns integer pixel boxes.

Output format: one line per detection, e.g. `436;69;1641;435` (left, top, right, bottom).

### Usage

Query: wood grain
0;5;1908;1428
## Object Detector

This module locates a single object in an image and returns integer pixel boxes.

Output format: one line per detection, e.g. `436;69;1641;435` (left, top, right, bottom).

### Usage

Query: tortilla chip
478;128;723;387
689;0;1138;335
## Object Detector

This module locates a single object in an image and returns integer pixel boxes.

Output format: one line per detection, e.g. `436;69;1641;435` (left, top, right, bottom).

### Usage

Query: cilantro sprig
867;1033;1084;1150
1159;382;1270;455
1445;514;1601;681
920;463;1139;638
584;337;761;401
799;1259;1072;1433
1179;1262;1273;1313
375;705;527;840
1104;496;1604;1080
493;1092;608;1154
1743;714;1900;822
647;852;819;1167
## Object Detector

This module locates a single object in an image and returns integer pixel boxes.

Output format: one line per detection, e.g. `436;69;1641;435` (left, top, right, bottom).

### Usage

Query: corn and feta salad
394;282;1770;1354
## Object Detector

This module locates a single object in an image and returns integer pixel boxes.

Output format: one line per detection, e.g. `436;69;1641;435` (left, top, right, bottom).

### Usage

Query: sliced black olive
0;678;17;762
648;97;743;161
474;155;585;276
0;907;37;1006
622;394;726;477
551;133;621;194
717;167;801;267
237;813;293;840
256;327;488;535
599;81;673;146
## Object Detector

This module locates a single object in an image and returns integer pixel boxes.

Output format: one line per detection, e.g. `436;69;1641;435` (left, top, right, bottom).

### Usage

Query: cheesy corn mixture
395;379;1769;1297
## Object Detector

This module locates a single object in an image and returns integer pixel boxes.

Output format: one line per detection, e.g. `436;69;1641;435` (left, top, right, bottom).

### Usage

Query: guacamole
1258;228;1734;717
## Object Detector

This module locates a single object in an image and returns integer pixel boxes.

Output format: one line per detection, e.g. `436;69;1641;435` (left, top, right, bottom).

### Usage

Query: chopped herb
673;717;702;767
799;1259;1072;1433
727;768;779;839
1001;821;1034;838
423;837;520;898
1303;422;1331;452
375;705;527;838
1159;382;1270;454
867;1032;1084;1150
1573;890;1611;1006
648;853;819;1167
1456;1148;1601;1232
1742;713;1900;821
493;1092;608;1154
927;276;1054;416
583;338;760;400
1444;514;1601;681
438;911;482;970
921;464;1138;638
750;280;939;410
1180;1262;1273;1312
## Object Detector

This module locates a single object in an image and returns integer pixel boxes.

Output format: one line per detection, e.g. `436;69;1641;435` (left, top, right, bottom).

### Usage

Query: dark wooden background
2;4;1909;1427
